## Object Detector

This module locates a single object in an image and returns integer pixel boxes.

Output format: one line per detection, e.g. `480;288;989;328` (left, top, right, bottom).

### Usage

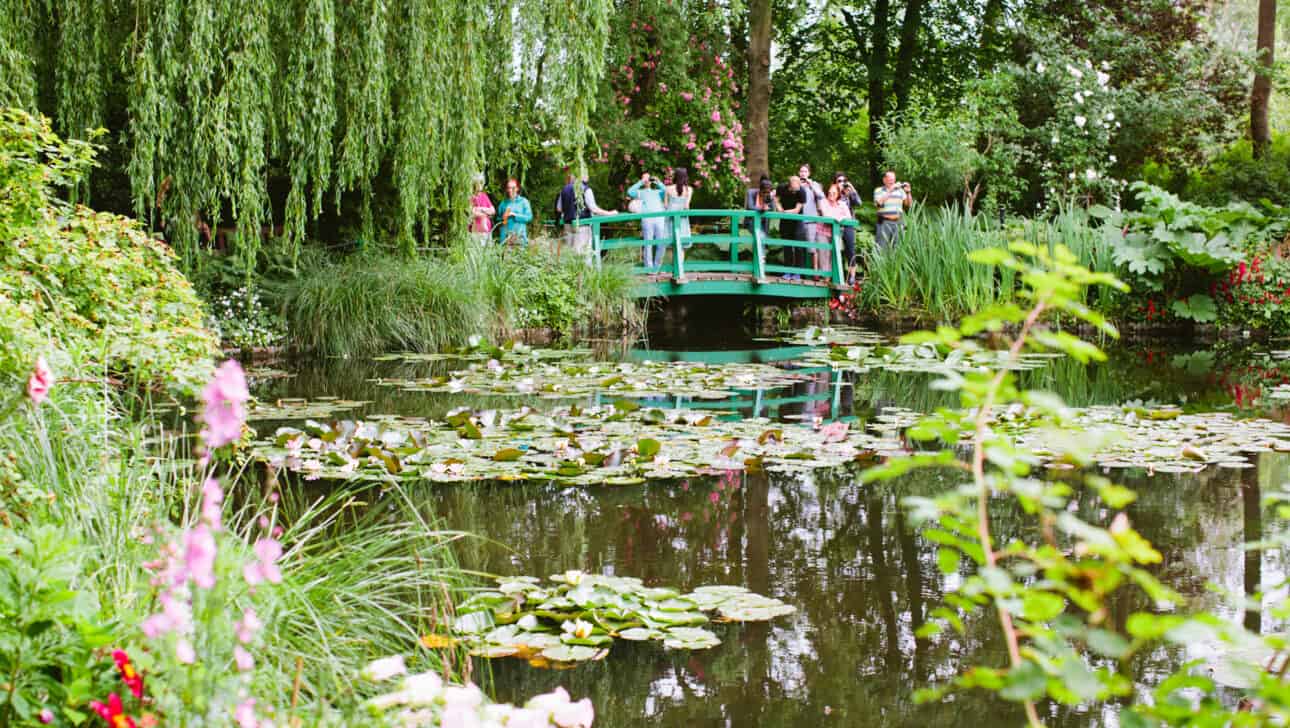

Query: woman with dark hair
745;174;775;235
665;167;693;247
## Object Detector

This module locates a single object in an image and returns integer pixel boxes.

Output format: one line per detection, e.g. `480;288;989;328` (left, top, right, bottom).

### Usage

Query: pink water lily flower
27;356;53;404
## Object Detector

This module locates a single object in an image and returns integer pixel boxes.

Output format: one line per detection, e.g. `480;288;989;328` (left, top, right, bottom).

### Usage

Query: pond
248;311;1290;727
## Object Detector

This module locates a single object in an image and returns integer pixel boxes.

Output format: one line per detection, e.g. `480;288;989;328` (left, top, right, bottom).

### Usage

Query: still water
253;314;1290;727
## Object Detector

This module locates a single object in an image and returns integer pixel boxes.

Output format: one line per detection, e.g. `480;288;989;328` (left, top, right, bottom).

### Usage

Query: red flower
1239;261;1249;281
112;650;144;699
90;694;136;728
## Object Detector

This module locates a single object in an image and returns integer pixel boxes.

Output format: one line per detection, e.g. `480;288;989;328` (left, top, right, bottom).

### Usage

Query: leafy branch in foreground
862;242;1290;726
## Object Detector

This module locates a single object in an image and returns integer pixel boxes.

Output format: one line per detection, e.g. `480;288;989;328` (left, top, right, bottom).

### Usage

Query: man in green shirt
873;170;912;249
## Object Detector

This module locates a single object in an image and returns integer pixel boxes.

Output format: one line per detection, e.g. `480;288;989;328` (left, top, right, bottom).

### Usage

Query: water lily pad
540;644;608;663
663;627;722;650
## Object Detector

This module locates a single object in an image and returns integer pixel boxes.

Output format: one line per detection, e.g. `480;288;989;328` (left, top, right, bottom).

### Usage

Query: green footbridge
576;209;856;299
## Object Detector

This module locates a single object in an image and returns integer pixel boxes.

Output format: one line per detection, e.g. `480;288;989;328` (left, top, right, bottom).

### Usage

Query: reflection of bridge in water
596;345;855;422
577;209;856;299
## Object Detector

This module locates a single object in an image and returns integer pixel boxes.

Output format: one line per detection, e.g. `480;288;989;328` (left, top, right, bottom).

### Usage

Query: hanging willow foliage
13;0;611;272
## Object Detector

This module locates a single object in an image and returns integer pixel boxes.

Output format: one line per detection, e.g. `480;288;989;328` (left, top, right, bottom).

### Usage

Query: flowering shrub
1215;255;1290;333
596;4;745;201
828;281;865;322
205;288;286;351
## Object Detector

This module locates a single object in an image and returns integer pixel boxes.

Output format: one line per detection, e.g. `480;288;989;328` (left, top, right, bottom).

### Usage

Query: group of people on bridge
469;166;914;286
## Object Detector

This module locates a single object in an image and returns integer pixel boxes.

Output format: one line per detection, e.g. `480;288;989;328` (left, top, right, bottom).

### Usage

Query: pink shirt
471;192;494;233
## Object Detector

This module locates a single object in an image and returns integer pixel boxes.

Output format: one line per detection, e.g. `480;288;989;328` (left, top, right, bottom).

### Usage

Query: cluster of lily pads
1012;406;1290;473
801;341;1060;374
250;396;1290;484
255;401;906;485
433;572;795;666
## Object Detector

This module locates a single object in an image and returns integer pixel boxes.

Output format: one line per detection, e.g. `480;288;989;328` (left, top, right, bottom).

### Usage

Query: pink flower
234;698;258;728
236;607;262;644
234;646;254;672
26;356;52;404
527;687;595;728
680;92;693;102
818;421;850;443
39;709;54;724
142;589;193;638
200;360;249;449
201;479;223;530
659;82;668;92
184;525;217;589
175;639;195;664
686;142;696;150
243;538;283;585
710;110;721;123
709;491;720;504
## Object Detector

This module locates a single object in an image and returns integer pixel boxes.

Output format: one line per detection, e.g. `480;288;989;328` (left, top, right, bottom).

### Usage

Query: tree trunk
745;0;772;182
867;0;890;185
1251;0;1276;159
979;0;1004;56
892;0;925;113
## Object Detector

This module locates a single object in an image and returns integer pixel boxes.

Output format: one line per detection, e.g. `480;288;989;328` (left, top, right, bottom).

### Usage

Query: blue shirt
496;196;532;243
627;180;667;213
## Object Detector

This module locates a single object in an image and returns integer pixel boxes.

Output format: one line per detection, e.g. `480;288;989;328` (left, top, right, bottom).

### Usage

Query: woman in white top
665;167;693;247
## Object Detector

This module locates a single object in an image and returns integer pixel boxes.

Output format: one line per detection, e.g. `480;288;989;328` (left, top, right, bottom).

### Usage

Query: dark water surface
254;319;1290;727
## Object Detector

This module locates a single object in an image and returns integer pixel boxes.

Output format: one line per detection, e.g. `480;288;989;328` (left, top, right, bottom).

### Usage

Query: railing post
591;221;602;268
729;216;739;267
670;211;685;282
830;222;845;287
752;212;766;282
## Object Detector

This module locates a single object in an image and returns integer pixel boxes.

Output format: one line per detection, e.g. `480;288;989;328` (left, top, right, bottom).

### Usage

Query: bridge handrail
571;209;858;228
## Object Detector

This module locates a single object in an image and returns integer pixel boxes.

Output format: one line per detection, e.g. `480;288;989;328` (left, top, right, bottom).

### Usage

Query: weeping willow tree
0;0;610;269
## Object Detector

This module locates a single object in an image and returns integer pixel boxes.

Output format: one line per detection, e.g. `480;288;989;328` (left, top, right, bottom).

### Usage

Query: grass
274;238;643;357
859;206;1115;322
0;381;469;714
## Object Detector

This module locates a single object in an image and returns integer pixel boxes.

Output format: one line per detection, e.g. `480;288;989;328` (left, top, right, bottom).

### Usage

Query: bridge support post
591;221;602;268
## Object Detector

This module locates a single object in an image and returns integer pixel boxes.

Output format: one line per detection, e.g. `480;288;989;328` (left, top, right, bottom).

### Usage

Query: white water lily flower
486;358;503;373
1074;115;1087;128
518;614;539;631
562;619;594;639
361;655;408;682
562;569;585;585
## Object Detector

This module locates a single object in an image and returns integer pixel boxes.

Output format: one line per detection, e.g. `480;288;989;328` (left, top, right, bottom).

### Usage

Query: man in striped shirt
873;170;912;249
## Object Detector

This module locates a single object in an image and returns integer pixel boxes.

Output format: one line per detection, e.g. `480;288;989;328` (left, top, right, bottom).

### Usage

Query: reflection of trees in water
402;455;1290;726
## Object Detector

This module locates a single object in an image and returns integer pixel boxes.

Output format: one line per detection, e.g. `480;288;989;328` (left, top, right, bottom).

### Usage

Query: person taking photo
873;170;911;249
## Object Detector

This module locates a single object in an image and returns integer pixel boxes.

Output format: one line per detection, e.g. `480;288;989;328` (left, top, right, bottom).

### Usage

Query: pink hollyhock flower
234;698;258;728
527;687;595;728
184;525;217;589
243;538;283;585
27;356;53;404
680;92;693;101
200;360;249;449
201;479;223;530
686;142;696;150
710;110;721;123
236;607;262;644
141;589;193;638
234;646;254;672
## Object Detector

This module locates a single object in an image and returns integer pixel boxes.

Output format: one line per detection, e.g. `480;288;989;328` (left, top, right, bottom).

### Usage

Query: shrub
0;108;217;393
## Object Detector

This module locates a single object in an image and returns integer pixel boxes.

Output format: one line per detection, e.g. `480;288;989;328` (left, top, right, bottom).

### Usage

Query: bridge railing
575;209;857;289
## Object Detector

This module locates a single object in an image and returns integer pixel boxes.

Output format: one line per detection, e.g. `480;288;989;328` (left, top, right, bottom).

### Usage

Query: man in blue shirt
628;172;668;269
496;178;533;246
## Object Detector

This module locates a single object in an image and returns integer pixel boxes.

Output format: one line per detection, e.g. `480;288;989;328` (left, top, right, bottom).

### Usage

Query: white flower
1051;134;1060;145
402;672;444;704
1074;115;1087;128
517;614;540;630
562;569;585;585
526;688;595;728
1109;154;1117;163
1104;111;1115;121
1068;172;1077;180
1096;71;1110;87
1066;64;1083;79
362;655;408;682
443;684;485;712
1085;168;1099;181
562;619;594;639
1073;91;1084;104
1035;61;1046;73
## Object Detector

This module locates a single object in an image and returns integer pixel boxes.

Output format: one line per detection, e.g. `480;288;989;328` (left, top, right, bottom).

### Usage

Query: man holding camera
873;170;912;249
